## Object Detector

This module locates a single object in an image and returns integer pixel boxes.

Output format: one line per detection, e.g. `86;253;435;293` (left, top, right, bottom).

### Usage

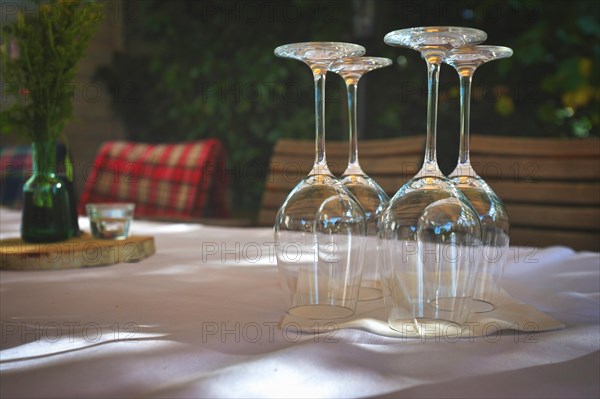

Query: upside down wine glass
380;27;487;336
329;56;392;301
445;45;513;313
274;42;368;320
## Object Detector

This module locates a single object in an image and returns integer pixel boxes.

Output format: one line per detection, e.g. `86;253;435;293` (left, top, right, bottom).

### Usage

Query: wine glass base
287;304;355;320
470;299;496;313
358;285;383;301
389;317;463;338
428;296;471;313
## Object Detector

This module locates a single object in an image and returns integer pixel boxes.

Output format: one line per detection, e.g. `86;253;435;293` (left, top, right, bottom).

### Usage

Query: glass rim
86;203;136;210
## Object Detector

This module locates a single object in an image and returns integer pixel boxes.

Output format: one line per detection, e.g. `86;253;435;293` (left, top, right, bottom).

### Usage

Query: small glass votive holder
86;203;135;240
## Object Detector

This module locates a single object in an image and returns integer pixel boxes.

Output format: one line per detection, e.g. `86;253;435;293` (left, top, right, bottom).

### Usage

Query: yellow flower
495;95;514;116
579;58;592;78
446;86;459;100
562;86;594;109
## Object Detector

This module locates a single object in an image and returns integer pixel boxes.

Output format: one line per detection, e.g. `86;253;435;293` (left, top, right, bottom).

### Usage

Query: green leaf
577;15;600;37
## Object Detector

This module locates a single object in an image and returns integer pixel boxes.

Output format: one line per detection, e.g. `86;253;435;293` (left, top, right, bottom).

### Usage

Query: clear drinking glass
273;42;368;320
445;45;513;313
329;56;392;301
380;27;486;336
86;203;135;240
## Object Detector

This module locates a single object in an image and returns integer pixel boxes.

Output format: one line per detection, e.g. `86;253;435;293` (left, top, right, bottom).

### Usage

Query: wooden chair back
259;135;600;251
470;136;600;251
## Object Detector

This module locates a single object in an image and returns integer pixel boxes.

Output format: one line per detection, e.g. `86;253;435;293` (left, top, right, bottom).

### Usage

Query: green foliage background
97;0;599;216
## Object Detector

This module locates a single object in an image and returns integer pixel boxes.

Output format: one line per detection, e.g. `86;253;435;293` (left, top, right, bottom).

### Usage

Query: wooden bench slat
471;136;600;157
258;208;279;227
274;136;425;157
267;155;423;177
260;136;600;252
510;227;600;251
261;198;600;231
506;204;600;230
257;213;600;251
490;181;600;206
263;173;412;196
472;156;600;180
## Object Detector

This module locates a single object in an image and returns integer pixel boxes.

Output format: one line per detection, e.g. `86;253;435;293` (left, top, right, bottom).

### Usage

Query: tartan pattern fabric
0;145;32;208
0;143;68;208
78;139;229;219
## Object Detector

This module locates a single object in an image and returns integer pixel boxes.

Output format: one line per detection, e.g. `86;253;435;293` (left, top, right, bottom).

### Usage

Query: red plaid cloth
0;145;32;208
78;139;229;219
1;143;68;208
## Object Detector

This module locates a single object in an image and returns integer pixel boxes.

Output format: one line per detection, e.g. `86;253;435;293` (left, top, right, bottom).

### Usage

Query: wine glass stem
458;74;473;166
423;62;442;175
312;71;330;175
345;81;363;175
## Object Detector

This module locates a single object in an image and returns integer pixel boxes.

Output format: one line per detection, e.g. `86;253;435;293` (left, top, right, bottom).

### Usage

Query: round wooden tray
0;233;155;271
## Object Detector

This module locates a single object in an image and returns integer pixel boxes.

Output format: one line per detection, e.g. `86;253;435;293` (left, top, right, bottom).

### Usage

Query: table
1;207;599;398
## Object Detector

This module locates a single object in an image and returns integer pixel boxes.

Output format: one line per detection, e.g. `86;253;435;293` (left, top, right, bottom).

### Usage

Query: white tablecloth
1;207;599;398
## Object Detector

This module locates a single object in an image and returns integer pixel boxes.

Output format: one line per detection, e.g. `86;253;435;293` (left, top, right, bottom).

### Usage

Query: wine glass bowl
445;45;513;313
379;177;482;333
274;42;368;320
328;56;392;301
380;27;485;335
275;178;367;319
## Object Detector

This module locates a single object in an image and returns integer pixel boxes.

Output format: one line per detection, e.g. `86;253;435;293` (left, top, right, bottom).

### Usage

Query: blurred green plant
1;0;103;143
473;0;599;138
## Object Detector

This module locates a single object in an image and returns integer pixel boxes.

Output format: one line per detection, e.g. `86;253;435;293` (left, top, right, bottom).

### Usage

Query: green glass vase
21;140;74;243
